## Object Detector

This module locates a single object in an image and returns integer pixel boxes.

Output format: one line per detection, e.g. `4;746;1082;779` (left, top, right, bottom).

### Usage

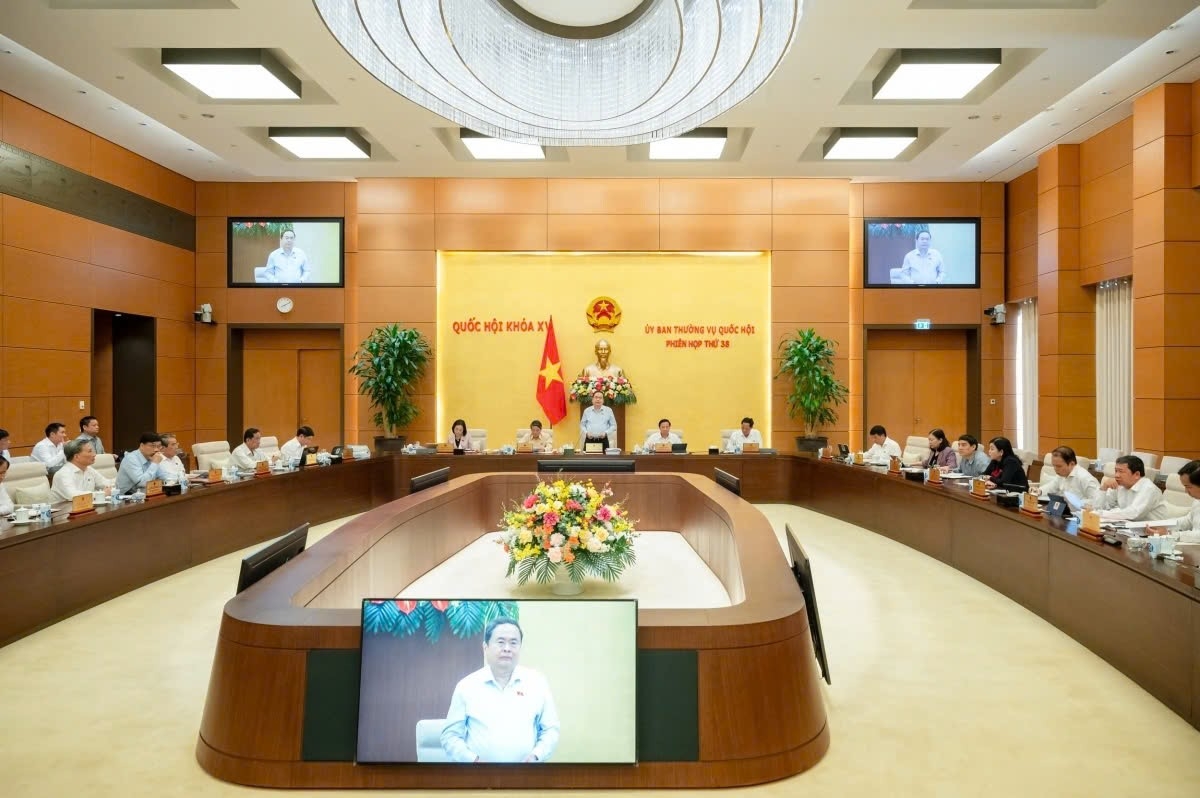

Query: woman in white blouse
448;419;474;451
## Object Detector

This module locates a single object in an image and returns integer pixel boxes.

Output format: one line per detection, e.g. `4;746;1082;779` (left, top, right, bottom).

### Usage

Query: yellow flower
518;529;533;545
596;529;608;542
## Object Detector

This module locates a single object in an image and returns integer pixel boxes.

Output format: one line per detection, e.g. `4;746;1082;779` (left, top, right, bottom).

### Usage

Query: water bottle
39;503;51;522
180;478;189;495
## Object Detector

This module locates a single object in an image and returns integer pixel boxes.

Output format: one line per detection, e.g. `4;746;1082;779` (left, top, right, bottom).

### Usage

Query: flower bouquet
499;479;637;587
568;375;637;406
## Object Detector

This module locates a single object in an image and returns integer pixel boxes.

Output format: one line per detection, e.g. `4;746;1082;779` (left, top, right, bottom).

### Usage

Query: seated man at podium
519;420;553;450
725;417;763;453
645;419;681;450
579;391;617;450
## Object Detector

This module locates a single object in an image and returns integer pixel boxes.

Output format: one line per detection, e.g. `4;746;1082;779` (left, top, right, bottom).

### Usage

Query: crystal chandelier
313;0;801;146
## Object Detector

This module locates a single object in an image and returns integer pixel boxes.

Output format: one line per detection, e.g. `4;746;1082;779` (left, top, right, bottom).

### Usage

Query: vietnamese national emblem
586;296;622;332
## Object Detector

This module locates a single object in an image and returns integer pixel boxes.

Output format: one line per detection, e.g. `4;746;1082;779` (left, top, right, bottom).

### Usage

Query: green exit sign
913;319;932;330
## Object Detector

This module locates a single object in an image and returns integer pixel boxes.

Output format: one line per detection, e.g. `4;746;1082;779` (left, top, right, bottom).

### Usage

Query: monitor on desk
236;523;309;594
537;459;635;473
411;467;450;493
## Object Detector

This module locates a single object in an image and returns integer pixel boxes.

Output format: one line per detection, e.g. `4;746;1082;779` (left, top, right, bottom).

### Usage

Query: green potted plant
349;324;431;452
776;328;849;455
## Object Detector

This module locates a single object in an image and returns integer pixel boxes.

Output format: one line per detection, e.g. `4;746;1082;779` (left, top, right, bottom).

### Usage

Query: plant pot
550;565;583;596
373;435;407;454
795;435;828;456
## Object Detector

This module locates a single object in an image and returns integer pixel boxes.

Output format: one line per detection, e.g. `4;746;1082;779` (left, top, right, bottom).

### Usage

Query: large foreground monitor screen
228;217;344;287
864;218;980;288
357;599;637;764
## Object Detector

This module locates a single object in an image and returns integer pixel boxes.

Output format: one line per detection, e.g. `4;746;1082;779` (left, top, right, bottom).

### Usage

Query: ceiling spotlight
460;129;545;160
1166;50;1177;55
201;113;215;119
268;127;371;159
648;128;727;160
823;127;917;160
967;114;981;120
873;48;1001;100
162;48;301;100
77;90;87;95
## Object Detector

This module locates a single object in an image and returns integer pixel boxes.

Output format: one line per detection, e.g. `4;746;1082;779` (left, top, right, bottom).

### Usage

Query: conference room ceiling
1;0;1199;183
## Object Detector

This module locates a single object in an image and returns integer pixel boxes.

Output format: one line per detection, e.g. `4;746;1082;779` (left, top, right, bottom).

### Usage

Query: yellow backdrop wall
437;252;771;450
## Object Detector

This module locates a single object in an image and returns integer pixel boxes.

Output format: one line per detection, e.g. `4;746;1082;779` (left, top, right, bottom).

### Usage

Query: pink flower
565;499;582;511
595;505;613;522
523;495;536;509
544;511;560;527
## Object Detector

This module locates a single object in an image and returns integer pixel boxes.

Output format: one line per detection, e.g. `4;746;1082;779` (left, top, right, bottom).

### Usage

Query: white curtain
1014;299;1038;452
1096;279;1133;454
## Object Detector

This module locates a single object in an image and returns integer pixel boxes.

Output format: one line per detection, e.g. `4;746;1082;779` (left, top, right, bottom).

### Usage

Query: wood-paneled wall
1079;118;1133;285
0;93;195;454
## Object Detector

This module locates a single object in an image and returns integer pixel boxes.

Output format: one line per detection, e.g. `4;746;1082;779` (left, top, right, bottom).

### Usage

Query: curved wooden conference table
0;453;1196;785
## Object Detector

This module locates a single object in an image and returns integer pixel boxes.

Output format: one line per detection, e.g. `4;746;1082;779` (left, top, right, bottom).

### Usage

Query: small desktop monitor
538;459;635;473
236;522;309;593
864;218;980;288
411;467;450;493
228;217;344;287
714;468;741;496
356;598;638;764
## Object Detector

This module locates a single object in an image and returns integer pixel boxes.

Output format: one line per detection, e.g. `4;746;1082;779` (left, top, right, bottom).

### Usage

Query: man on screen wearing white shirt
31;422;68;476
441;617;559;763
50;439;114;503
725;417;763;453
1038;446;1102;505
281;426;315;463
230;427;270;470
863;425;902;465
1097;455;1171;522
261;229;310;283
895;230;944;285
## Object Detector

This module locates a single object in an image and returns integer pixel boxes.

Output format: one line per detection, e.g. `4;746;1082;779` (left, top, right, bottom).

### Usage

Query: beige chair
1102;461;1160;483
415;719;450;763
1014;448;1037;468
720;429;738;451
1096;447;1122;467
7;461;50;505
1159;456;1191;479
901;436;926;466
93;453;117;481
1129;451;1159;469
193;441;231;471
6;455;33;465
258;436;281;460
1163;474;1192;509
467;429;487;451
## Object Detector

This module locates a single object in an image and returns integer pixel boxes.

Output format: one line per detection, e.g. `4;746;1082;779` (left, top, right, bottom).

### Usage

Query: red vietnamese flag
535;316;567;426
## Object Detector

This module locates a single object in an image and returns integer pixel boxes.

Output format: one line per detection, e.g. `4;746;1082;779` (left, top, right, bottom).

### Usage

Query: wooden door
298;349;342;445
242;349;299;442
866;330;968;447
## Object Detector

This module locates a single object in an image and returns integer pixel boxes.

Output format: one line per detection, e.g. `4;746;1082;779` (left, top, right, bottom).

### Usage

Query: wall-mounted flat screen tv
228;217;344;287
864;218;980;288
356;598;638;765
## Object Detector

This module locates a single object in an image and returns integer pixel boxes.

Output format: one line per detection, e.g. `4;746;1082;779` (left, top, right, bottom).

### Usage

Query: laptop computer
671;442;688;453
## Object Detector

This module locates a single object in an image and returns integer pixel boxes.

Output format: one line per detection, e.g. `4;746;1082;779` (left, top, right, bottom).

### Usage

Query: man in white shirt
725;417;764;453
31;422;68;476
280;426;315;463
1165;460;1200;543
519;420;553;451
441;617;559;763
74;415;106;455
116;432;165;495
863;425;902;465
644;419;682;450
157;434;186;480
0;427;10;463
1038;446;1102;505
0;457;13;517
895;230;944;284
50;439;114;503
230;427;269;470
1097;455;1172;522
578;391;618;450
260;229;309;283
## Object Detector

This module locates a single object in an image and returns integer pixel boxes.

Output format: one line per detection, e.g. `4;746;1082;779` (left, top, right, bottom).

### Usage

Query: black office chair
785;523;831;685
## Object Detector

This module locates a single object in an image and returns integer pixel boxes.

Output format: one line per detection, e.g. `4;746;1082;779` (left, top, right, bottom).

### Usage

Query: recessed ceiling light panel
460;130;545;159
268;127;370;159
649;128;727;160
873;48;1001;100
823;128;917;160
162;48;301;100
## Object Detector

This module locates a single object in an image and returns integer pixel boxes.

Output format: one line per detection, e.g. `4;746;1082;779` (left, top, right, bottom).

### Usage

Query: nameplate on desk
341;447;354;460
69;493;94;515
742;443;759;454
818;447;833;460
853;452;863;465
653;443;672;453
927;467;942;485
436;443;454;454
254;460;270;477
208;467;222;483
584;442;604;454
1019;491;1042;516
888;457;901;475
304;452;318;467
1080;509;1102;536
970;478;990;499
145;479;163;498
516;443;533;453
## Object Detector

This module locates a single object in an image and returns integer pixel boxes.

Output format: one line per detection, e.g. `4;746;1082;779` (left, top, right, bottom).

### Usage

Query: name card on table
1079;509;1103;539
742;443;760;454
1019;491;1042;516
516;443;533;453
853;451;863;465
304;452;319;467
208;467;223;483
653;443;672;453
927;466;943;485
970;478;990;500
436;443;454;454
254;460;270;478
145;479;163;498
341;447;354;460
584;442;604;454
69;492;95;516
888;456;901;475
